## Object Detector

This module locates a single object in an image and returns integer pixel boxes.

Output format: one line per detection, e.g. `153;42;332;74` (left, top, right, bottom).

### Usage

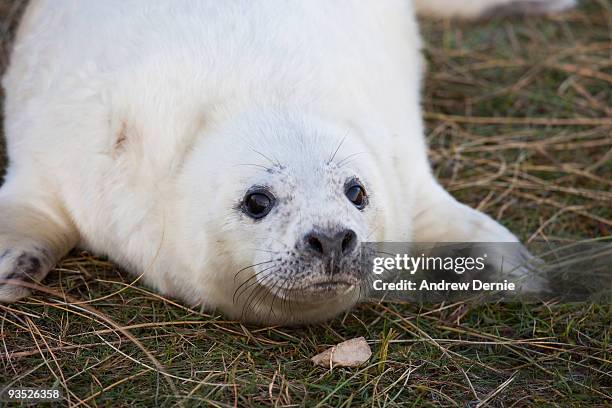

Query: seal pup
0;0;572;324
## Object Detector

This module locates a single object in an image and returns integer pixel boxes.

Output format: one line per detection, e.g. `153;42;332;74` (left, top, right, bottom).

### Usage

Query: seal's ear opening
110;121;132;159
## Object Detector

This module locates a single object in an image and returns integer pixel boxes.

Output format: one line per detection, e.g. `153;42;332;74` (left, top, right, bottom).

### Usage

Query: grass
0;1;610;406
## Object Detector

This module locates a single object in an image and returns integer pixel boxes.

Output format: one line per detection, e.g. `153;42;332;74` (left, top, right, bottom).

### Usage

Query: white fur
0;0;560;323
414;0;575;18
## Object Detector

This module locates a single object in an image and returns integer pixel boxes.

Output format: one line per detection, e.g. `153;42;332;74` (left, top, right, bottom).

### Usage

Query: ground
0;1;610;407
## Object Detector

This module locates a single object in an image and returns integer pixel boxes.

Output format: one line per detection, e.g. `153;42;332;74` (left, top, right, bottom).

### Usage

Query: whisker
234;259;277;281
252;278;283;321
271;237;292;252
285;279;299;318
336;151;367;168
251;248;282;255
267;277;290;321
240;272;277;320
235;163;273;171
328;134;348;164
249;147;281;168
233;264;277;304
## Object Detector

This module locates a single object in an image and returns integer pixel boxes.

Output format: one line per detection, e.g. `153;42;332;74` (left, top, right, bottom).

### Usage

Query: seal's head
178;107;387;324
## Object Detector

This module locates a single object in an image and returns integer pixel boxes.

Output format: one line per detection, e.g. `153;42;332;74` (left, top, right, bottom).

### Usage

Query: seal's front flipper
412;181;519;243
411;180;547;294
0;189;77;302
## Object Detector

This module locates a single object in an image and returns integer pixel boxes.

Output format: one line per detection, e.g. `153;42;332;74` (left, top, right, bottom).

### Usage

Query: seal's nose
304;229;357;259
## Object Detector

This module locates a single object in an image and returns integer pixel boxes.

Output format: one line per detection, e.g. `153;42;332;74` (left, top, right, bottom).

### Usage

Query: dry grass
0;1;610;406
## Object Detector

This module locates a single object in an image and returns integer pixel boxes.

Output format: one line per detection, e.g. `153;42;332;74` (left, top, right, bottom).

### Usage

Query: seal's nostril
341;229;357;254
307;235;324;254
304;229;357;258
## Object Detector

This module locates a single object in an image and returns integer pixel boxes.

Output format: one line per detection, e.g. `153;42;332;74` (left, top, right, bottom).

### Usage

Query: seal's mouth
278;276;359;302
304;280;354;293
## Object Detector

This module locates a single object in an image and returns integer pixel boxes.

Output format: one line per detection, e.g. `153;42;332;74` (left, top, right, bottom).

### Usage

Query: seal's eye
345;180;367;209
242;189;275;219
